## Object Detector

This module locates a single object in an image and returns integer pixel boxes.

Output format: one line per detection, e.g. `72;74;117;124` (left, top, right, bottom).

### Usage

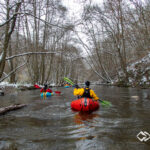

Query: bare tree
0;0;23;78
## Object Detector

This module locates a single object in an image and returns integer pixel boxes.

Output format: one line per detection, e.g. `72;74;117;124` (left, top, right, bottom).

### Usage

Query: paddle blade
64;77;74;85
99;99;111;107
55;91;61;94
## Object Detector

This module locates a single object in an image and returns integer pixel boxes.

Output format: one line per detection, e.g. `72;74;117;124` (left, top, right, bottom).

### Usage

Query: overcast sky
61;0;104;56
62;0;103;19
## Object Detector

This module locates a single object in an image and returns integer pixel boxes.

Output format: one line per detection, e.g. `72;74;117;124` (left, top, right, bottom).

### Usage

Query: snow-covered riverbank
0;82;34;95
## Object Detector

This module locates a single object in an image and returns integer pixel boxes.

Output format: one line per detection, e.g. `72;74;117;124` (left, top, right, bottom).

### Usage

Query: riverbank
0;82;35;95
0;81;150;96
0;82;63;95
95;81;150;89
111;81;150;89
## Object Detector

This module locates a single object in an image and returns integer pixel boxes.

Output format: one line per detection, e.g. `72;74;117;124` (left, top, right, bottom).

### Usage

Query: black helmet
44;84;47;89
85;81;90;87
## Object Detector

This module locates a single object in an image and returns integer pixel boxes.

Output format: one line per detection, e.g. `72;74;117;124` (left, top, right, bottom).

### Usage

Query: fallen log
0;104;27;115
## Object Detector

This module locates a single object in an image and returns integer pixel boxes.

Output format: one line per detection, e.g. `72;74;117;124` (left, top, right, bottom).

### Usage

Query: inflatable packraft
71;98;99;112
64;86;70;88
40;92;53;97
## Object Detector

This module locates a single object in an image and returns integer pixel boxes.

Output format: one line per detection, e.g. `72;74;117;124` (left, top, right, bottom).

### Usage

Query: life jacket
40;88;47;92
81;88;92;98
46;89;52;93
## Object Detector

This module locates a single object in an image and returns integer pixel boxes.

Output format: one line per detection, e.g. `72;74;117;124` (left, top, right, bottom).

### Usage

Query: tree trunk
0;0;22;78
0;104;26;115
8;41;16;83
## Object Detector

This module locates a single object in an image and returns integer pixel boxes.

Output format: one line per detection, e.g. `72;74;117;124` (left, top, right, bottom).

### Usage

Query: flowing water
0;86;150;150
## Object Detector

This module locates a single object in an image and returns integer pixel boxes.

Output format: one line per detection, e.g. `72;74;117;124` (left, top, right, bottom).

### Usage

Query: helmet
44;84;47;89
85;81;90;87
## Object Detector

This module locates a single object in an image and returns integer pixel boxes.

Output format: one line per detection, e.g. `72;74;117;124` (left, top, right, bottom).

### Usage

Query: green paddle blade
64;77;75;85
99;99;111;107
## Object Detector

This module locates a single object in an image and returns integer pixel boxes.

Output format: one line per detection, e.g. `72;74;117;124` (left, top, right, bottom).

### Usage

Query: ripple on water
0;87;150;150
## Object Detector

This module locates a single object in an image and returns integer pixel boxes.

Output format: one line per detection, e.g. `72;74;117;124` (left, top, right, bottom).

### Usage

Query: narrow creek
0;86;150;150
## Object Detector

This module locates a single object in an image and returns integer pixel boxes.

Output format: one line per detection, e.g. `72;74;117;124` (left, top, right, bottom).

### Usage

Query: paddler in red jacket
73;81;99;100
40;84;53;93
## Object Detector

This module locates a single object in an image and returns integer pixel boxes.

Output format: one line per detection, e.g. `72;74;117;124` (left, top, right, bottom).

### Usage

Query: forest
0;0;150;87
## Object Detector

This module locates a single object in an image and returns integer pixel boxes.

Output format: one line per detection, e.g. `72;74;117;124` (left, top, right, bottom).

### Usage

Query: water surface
0;86;150;150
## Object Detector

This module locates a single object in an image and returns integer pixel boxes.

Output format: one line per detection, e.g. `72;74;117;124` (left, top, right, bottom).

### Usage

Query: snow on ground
0;53;150;88
127;53;150;85
0;82;33;88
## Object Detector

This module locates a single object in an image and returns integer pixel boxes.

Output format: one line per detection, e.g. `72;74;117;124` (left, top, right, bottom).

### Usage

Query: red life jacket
46;89;53;93
40;88;52;93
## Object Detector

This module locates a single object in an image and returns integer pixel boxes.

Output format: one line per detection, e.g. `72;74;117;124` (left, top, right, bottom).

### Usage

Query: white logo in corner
137;131;150;142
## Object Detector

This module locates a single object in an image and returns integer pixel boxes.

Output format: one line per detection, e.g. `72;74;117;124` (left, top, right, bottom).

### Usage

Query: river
0;85;150;150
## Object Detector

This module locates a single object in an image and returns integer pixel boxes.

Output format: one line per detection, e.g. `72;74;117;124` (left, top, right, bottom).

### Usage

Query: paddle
64;77;75;85
64;77;111;107
34;84;61;94
98;99;111;107
55;91;61;94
